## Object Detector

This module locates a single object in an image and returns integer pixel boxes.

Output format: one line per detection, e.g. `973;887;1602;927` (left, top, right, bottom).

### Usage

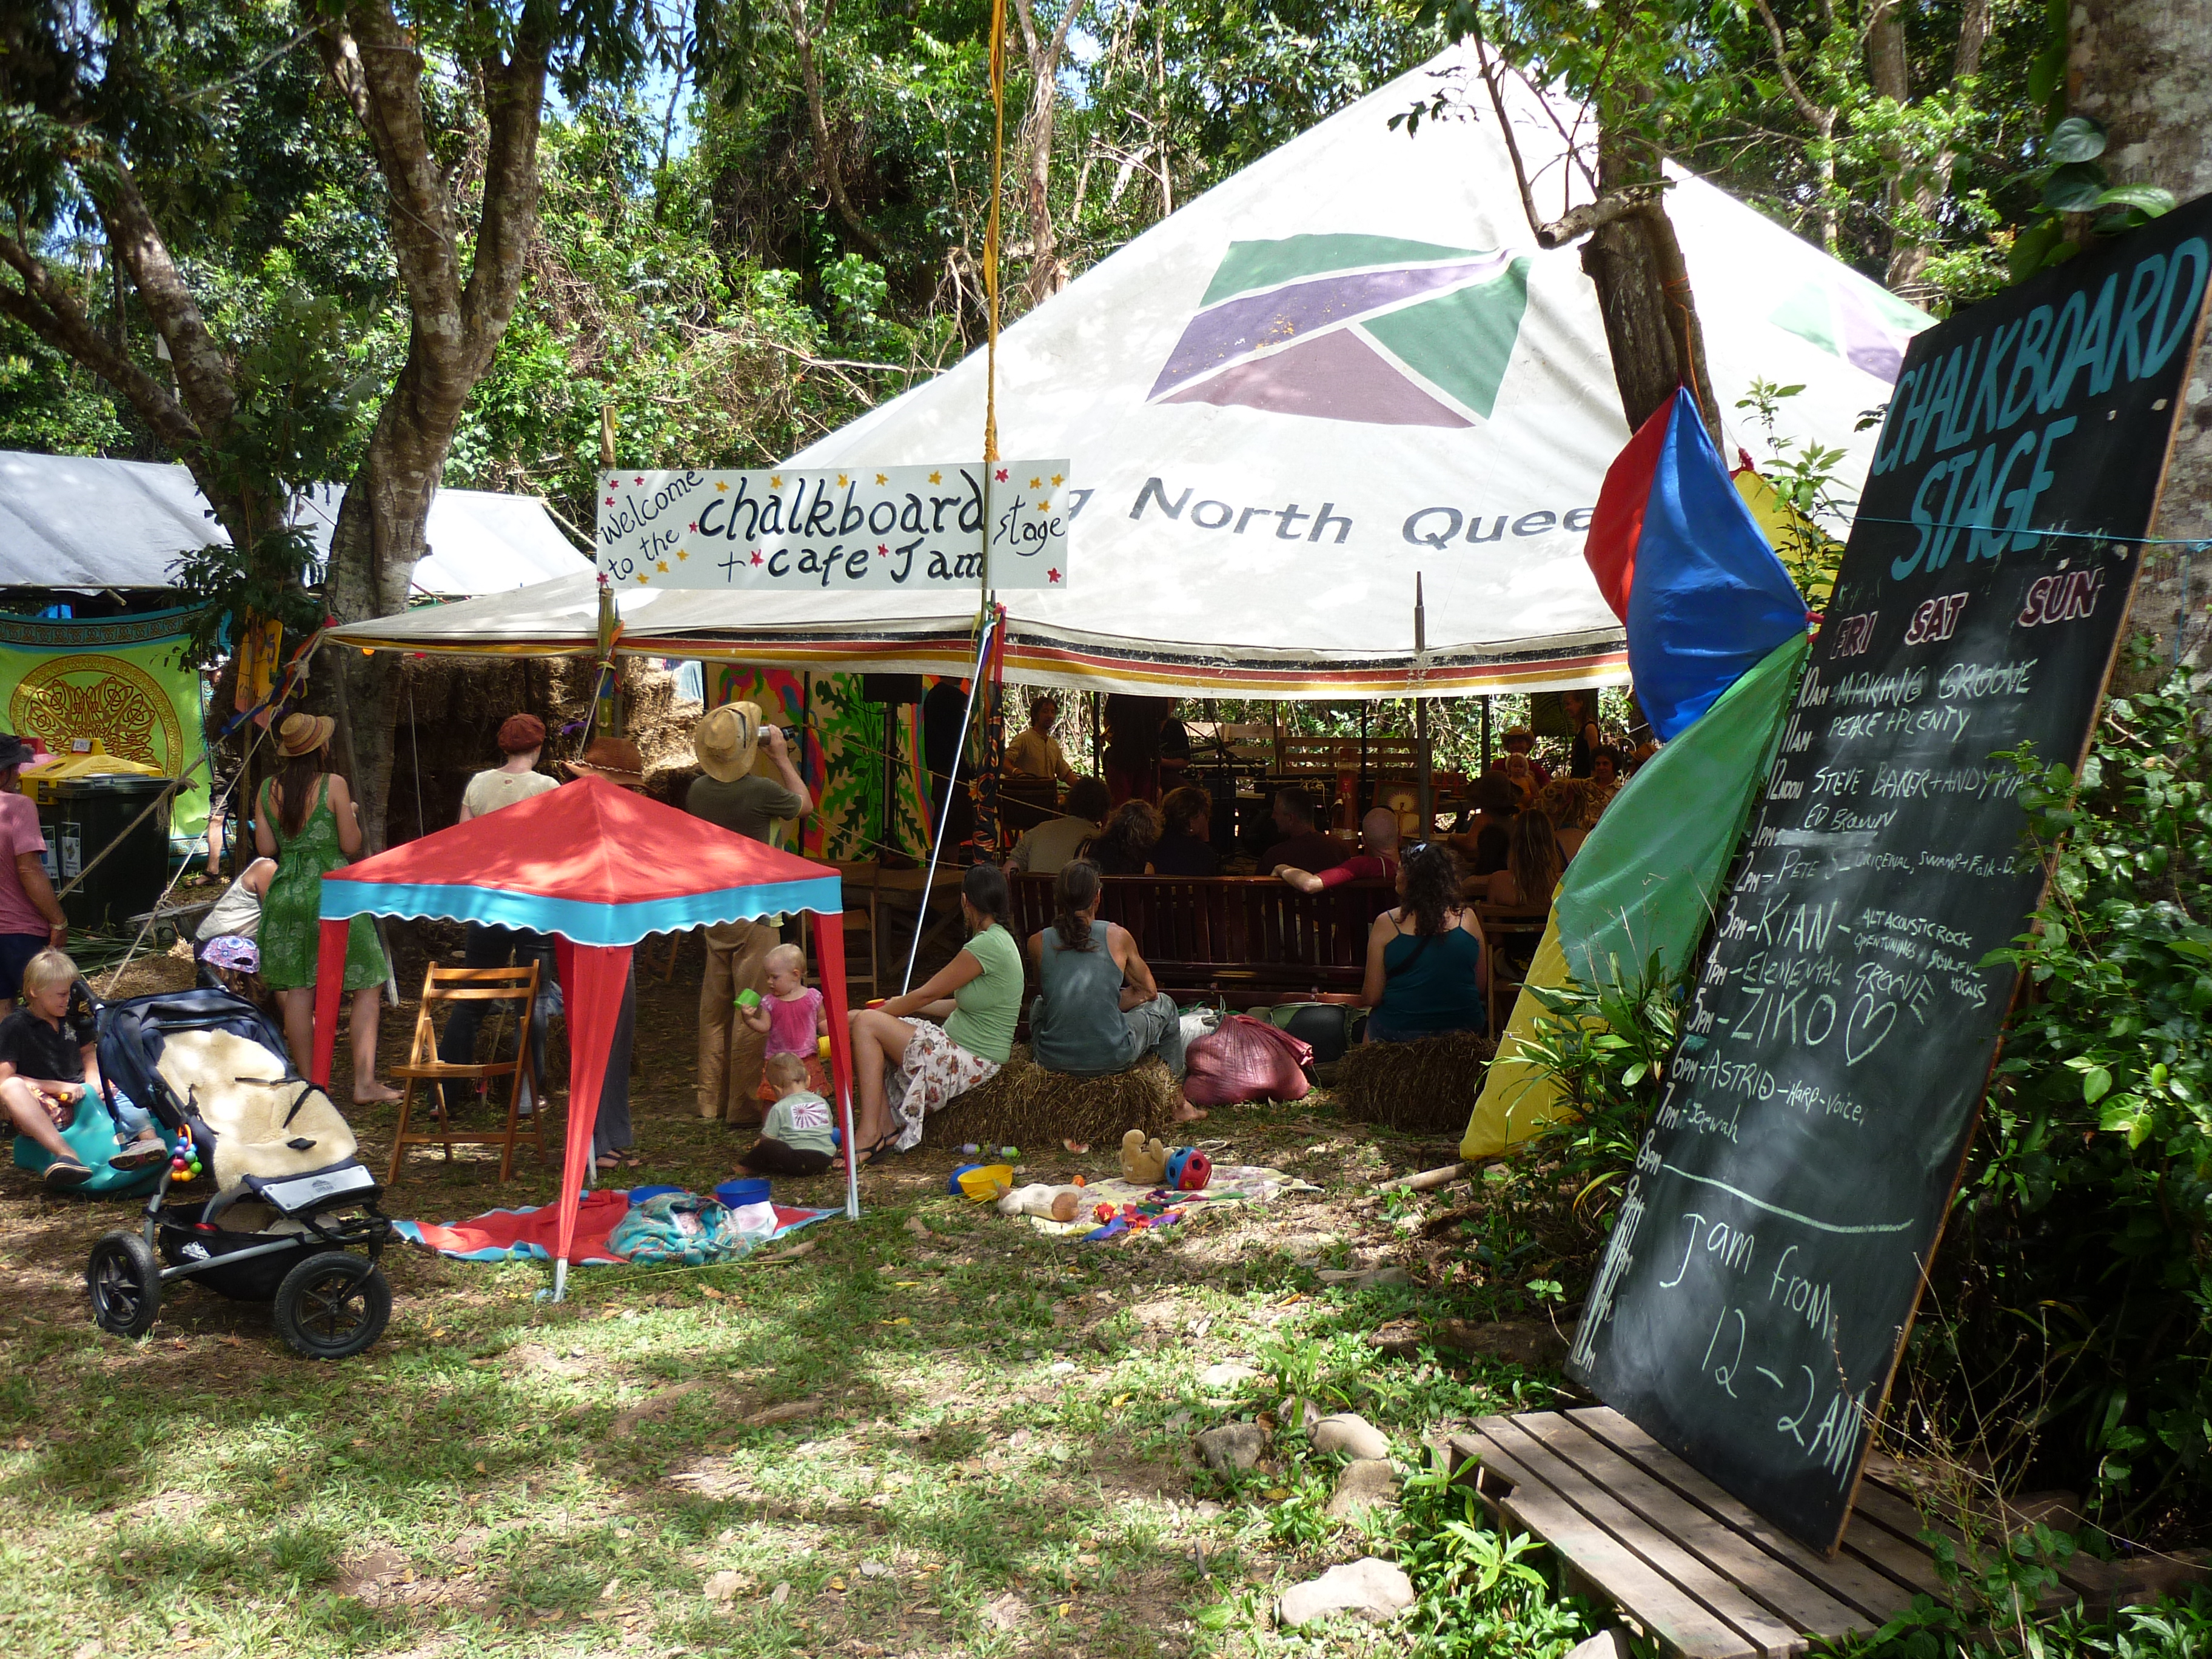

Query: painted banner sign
595;462;1073;591
1569;198;2212;1552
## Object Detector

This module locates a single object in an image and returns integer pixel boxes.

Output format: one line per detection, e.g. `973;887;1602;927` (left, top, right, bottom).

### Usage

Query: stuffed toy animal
1119;1129;1168;1184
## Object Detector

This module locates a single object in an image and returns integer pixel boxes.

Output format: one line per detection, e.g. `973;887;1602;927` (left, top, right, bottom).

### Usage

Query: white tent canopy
333;45;1926;697
0;450;591;597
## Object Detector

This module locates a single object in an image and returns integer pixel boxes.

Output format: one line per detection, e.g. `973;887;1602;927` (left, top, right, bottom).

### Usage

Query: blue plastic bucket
715;1177;772;1208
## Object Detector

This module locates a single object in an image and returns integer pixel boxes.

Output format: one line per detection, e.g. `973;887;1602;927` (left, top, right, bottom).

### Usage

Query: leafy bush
1453;966;1679;1317
1932;657;2212;1541
1394;1452;1601;1658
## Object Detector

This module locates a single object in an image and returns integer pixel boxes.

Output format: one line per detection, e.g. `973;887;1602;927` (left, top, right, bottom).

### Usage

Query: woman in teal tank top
843;863;1024;1167
1025;860;1205;1121
1361;842;1490;1043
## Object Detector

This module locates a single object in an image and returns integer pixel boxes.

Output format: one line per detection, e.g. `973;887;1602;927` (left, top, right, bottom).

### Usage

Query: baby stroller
83;986;394;1359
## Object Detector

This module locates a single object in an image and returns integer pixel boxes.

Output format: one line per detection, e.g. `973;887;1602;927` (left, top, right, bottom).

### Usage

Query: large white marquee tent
332;44;1928;697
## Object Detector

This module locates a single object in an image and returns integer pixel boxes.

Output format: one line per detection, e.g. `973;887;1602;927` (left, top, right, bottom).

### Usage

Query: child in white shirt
736;1052;836;1177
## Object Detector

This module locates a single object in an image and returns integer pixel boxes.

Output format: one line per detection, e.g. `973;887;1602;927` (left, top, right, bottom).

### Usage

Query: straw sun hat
276;712;335;757
692;702;765;783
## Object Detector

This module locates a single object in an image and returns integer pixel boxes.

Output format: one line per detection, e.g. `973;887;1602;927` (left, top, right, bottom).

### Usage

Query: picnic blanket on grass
395;1188;836;1265
1030;1165;1318;1241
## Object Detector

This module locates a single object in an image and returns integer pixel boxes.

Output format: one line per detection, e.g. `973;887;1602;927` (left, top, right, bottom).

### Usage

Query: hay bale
919;1045;1178;1150
1336;1031;1496;1136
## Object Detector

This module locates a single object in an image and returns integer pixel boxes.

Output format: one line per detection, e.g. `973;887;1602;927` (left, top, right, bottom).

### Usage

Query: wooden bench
1007;874;1393;998
1450;1407;2139;1658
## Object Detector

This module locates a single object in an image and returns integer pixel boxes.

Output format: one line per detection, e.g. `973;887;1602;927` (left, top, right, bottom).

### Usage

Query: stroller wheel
273;1252;390;1360
87;1232;161;1338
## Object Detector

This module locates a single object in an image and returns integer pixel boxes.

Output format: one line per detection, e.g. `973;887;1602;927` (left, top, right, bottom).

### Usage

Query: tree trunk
1880;0;1989;298
1010;0;1084;306
312;1;552;847
2070;0;2212;670
1579;127;1721;436
786;0;886;261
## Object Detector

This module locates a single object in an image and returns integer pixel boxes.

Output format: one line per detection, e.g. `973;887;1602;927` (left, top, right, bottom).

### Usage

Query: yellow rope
983;0;1006;466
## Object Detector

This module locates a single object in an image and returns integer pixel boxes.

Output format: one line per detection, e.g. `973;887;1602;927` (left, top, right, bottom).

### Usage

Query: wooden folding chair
384;961;545;1185
1475;903;1552;1036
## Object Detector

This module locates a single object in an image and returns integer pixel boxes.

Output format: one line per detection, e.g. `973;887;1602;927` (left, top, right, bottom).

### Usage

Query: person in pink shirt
0;734;67;1017
742;943;829;1102
1274;808;1401;894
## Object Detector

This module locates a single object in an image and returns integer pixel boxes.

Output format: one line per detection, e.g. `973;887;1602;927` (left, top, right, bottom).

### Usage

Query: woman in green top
255;713;398;1104
843;863;1022;1167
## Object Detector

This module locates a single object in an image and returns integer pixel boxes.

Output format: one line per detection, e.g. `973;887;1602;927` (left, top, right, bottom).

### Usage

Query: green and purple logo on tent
1149;235;1531;428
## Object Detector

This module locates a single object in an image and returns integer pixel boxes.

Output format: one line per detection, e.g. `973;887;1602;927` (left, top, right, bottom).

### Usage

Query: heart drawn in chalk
1844;995;1899;1064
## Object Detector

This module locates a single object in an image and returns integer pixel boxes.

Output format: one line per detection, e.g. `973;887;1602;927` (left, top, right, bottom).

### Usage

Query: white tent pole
552;1256;568;1303
901;613;1000;994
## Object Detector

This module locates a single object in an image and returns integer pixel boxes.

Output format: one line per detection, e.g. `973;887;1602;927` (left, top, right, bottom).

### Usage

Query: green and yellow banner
0;607;208;856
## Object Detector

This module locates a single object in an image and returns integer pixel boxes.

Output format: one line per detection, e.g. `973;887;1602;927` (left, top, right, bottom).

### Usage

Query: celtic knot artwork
8;654;182;769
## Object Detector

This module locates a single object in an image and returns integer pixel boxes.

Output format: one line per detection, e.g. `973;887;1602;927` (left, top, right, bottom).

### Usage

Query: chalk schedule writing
1569;199;2212;1552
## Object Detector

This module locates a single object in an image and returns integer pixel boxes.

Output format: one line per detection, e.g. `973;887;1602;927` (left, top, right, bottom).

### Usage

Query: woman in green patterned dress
255;713;400;1104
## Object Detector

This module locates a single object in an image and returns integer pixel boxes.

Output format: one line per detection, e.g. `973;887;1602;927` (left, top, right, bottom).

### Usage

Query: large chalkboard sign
1569;199;2212;1552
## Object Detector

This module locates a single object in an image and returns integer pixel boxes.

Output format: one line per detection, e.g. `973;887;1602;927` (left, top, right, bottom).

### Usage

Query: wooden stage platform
1449;1409;2139;1659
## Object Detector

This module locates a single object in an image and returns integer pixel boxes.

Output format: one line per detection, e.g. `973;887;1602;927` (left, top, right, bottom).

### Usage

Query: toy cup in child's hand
734;988;762;1010
817;1034;831;1059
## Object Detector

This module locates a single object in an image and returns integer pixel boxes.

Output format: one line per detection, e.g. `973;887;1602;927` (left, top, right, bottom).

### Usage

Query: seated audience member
1079;799;1162;875
194;856;274;954
1450;774;1518;876
1361;842;1487;1042
1150;786;1218;876
1026;860;1203;1121
1535;778;1594;860
843;864;1024;1165
1005;696;1076;785
1007;777;1110;876
1587;746;1621;806
735;1052;836;1178
1486;808;1565;907
1259;786;1351;873
1276;807;1399;893
1496;752;1537;805
1500;726;1550;787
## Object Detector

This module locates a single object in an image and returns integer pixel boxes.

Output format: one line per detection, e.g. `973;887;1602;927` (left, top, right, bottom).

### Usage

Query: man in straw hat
687;702;811;1125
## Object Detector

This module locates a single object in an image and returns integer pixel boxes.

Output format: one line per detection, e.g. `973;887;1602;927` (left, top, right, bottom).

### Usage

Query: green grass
0;1025;1566;1659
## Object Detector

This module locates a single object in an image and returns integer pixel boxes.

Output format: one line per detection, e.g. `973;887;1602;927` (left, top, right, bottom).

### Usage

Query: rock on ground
1566;1631;1627;1659
1435;1318;1570;1369
1277;1557;1416;1627
1312;1412;1391;1461
1195;1421;1266;1473
1199;1359;1259;1389
1325;1457;1401;1520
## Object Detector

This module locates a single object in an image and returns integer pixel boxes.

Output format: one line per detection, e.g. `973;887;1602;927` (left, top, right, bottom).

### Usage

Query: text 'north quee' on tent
325;42;1928;700
310;775;858;1294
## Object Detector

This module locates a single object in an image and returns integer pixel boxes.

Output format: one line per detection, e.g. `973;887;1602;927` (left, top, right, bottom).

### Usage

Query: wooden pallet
1448;1408;2124;1659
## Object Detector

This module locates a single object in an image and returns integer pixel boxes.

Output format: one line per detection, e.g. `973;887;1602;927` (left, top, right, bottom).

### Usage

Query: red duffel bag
1183;1014;1313;1106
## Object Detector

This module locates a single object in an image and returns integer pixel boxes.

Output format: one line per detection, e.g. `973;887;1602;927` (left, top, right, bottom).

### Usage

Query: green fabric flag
1553;631;1808;992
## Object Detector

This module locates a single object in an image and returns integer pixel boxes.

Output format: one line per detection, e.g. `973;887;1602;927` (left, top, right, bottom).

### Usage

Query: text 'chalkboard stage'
1570;199;2212;1551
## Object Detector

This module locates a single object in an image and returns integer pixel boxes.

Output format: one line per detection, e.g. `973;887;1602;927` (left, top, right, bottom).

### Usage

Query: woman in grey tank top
1026;861;1206;1122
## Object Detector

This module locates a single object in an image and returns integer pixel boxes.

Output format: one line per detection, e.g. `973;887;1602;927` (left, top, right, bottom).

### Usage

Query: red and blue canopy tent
308;773;860;1298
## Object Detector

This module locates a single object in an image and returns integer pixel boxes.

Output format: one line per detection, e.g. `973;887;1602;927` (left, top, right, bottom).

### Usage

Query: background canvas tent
326;42;1926;699
309;775;859;1295
0;450;590;597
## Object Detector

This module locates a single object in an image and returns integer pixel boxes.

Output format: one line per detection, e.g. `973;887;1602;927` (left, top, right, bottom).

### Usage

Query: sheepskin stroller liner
84;987;394;1358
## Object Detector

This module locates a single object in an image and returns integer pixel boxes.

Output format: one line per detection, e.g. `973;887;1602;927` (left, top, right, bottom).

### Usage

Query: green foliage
1736;375;1851;606
1943;654;2212;1535
1395;1452;1600;1657
1455;965;1680;1316
2008;115;2177;281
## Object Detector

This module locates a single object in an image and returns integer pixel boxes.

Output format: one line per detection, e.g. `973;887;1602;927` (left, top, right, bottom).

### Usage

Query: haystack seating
914;1045;1180;1150
1335;1030;1498;1136
1005;874;1393;999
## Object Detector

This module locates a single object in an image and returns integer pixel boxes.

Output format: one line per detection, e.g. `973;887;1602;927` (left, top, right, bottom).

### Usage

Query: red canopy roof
319;773;843;944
